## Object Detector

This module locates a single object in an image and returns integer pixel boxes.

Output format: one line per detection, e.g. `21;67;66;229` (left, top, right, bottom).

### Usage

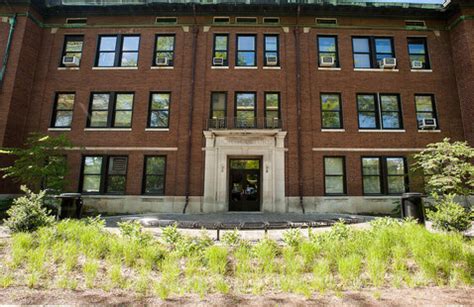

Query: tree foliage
0;134;73;192
413;138;473;197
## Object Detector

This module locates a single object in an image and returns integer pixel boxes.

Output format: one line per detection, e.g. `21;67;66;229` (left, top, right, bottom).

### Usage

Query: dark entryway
229;158;261;211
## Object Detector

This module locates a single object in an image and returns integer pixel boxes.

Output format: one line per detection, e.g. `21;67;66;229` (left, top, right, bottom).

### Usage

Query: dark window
264;35;279;66
210;92;227;129
357;94;402;130
96;35;140;67
415;94;438;129
213;34;228;66
154;35;175;66
321;93;342;129
143;156;166;195
362;157;407;195
352;37;394;68
324;157;346;195
265;92;280;128
81;156;128;194
88;93;134;128
236;35;256;67
148;93;170;128
51;93;75;128
235;92;256;128
408;38;430;69
317;35;338;67
60;35;84;66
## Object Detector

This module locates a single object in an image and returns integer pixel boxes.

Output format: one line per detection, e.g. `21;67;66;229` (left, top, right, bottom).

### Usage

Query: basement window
405;20;426;28
263;17;280;24
213;17;230;24
236;17;258;24
65;18;87;25
155;17;178;25
316;18;337;26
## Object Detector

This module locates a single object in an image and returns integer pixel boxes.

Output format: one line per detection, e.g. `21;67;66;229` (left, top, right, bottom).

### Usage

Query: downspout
294;6;305;214
183;5;199;214
0;14;17;89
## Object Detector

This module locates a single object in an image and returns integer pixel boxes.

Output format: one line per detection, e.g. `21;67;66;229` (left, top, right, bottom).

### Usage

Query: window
324;157;346;195
148;93;170;128
321;93;342;129
210;92;226;128
96;35;140;67
213;34;229;66
155;17;177;24
408;38;430;69
213;17;230;24
236;17;257;24
352;37;394;68
88;93;134;128
362;157;407;195
154;35;175;66
357;94;402;130
235;93;256;128
51;93;75;128
81;156;128;194
263;17;279;24
317;35;338;67
265;92;280;128
143;156;166;195
236;35;256;67
264;35;279;66
415;94;438;129
60;35;84;66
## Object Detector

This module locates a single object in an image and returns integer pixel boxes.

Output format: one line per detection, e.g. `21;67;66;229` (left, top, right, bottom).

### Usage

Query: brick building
0;0;472;214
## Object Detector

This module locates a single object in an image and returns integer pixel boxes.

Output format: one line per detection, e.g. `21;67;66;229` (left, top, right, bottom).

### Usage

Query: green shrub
118;220;153;243
282;228;303;248
4;186;55;233
221;229;241;247
427;194;471;232
161;224;183;245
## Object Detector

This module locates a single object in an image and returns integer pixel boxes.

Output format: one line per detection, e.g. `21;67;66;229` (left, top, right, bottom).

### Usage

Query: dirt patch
0;287;472;306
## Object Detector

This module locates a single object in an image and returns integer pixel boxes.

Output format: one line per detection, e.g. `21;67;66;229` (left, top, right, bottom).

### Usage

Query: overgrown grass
0;218;472;297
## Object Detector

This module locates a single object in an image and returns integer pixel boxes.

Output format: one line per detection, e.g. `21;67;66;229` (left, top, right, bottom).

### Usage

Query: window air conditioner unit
419;118;437;130
320;56;335;67
156;57;169;66
379;57;397;69
62;56;80;67
411;60;423;69
213;57;224;66
266;55;278;66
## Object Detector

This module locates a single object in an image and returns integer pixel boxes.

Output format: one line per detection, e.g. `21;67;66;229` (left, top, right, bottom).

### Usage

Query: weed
205;245;228;275
83;260;99;288
282;228;303;248
221;229;241;247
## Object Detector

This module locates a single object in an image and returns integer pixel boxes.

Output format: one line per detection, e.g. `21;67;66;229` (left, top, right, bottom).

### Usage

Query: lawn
0;218;472;304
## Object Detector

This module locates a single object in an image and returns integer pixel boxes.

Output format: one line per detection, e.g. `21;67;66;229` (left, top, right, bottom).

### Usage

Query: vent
235;17;258;24
156;17;177;24
65;18;87;25
263;17;280;24
109;157;128;175
213;17;230;24
405;20;426;28
316;18;337;26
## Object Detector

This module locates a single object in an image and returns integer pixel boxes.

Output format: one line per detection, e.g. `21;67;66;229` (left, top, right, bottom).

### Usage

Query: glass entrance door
229;159;261;211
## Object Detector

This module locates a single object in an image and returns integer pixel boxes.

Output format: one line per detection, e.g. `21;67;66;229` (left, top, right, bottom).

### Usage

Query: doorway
228;158;261;211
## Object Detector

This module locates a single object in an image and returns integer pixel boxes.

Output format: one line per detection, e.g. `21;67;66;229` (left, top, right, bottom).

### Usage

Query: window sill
151;66;174;70
318;67;341;71
48;127;71;131
353;68;399;72
411;69;432;73
321;129;345;132
145;128;170;131
84;128;132;131
140;195;166;199
358;129;406;133
263;66;281;70
363;195;401;199
57;67;80;71
81;195;126;199
211;66;229;69
92;67;138;70
234;66;258;69
418;129;441;133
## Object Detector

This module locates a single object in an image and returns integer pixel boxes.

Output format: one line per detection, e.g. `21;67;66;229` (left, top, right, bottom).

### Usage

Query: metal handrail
207;117;282;129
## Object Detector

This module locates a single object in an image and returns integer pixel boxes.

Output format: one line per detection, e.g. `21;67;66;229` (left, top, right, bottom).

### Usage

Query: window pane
322;112;341;128
319;37;336;52
265;94;279;109
92;94;110;109
98;52;115;66
415;96;433;111
265;36;277;51
150;111;169;127
238;36;255;50
146;157;165;174
325;157;343;175
66;40;83;52
325;176;344;194
354;54;371;68
106;176;126;193
156;36;174;51
90;111;108;127
114;111;132;127
145;175;164;194
357;95;375;111
388;176;405;194
100;37;117;51
321;94;340;111
215;36;227;50
382;112;401;129
116;94;134;110
84;156;103;174
359;112;377;128
362;158;380;175
236;93;255;108
82;175;101;193
54;111;73;127
120;52;138;67
353;38;369;52
212;93;226;113
375;38;392;54
237;52;255;66
364;176;381;194
386;158;405;175
122;36;139;51
408;43;425;54
380;95;399;111
151;94;170;109
57;94;74;110
214;51;227;60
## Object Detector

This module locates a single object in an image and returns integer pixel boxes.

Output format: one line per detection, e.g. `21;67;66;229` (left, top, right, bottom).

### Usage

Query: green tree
0;134;73;192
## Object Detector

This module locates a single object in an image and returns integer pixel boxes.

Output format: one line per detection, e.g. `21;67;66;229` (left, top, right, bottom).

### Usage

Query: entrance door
229;159;261;211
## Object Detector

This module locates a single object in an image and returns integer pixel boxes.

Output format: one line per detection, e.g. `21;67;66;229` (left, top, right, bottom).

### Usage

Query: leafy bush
118;220;153;243
427;194;471;232
282;228;303;248
221;229;241;247
161;224;183;245
4;186;55;233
